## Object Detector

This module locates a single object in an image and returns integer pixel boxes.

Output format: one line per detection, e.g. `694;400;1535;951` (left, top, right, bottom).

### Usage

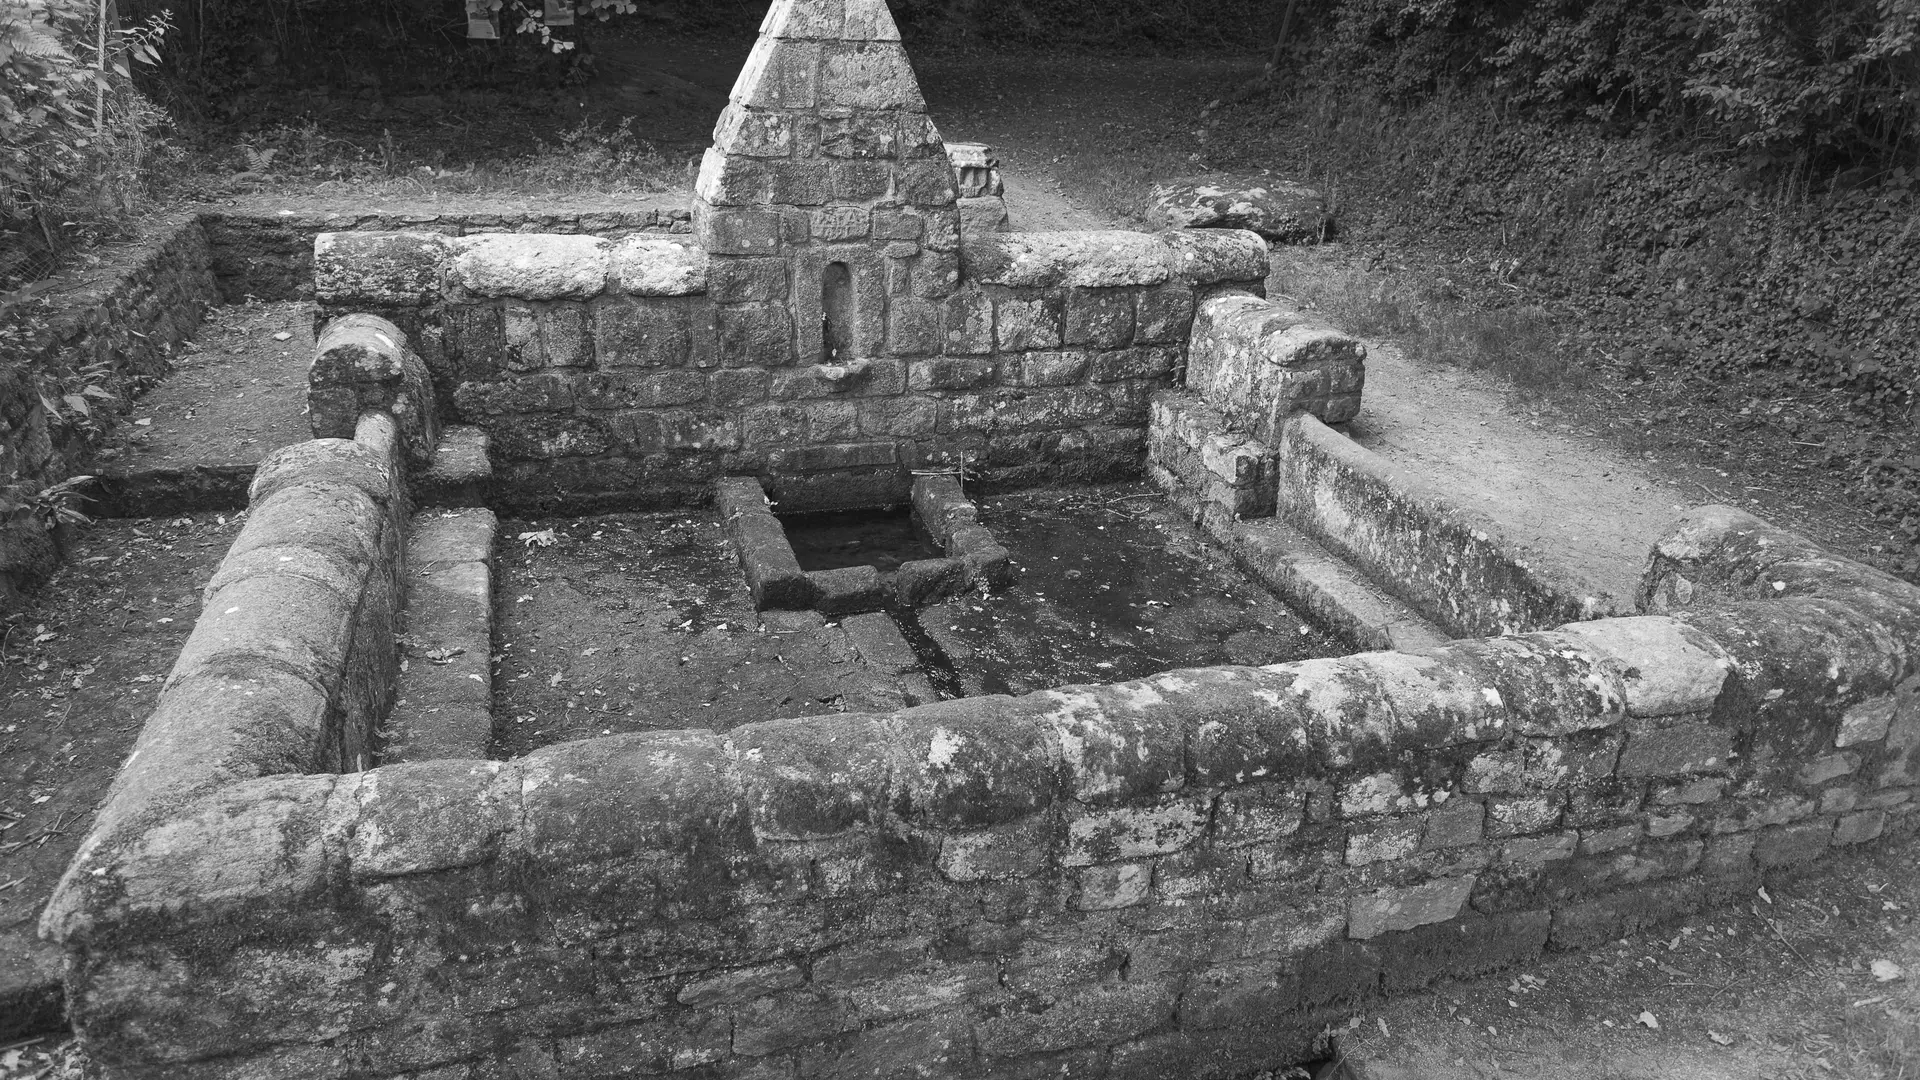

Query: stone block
717;477;812;610
872;209;925;241
1063;795;1211;866
733;991;855;1056
697;208;783;256
312;231;447;305
1835;808;1887;844
1617;722;1735;777
1798;752;1860;787
579;371;708;410
891;556;967;607
812;206;872;242
538;302;591;368
708;257;790;304
829;161;892;202
944;292;994;355
1347;817;1422;866
1010;352;1089;388
858;397;938;438
1421;799;1485;850
712;104;796;158
718;303;796;367
1065;288;1136;348
1091;347;1178;383
973;983;1175;1057
450;234;609;300
1348;875;1473;940
887;297;944;356
800;1018;972;1080
1075;862;1152;911
1134;287;1195;345
793;400;855;442
593;296;713;369
911;250;962;298
808;564;886;616
771;161;831;205
958;196;1010;237
1837;695;1896;747
732;39;822;110
818;112;901;158
1554;617;1731;717
772;440;898;473
711;368;772;408
820;41;926;111
1752;820;1832;866
909;358;996;391
995;293;1064;351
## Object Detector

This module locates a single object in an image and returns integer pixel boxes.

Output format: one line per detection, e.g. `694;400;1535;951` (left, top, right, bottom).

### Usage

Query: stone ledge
385;508;497;763
961;228;1268;290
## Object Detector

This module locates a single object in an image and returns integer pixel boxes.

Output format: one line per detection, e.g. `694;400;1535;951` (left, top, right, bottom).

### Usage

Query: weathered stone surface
450;234;610;300
312;231;448;305
1188;293;1366;434
609;234;708;296
1553;617;1731;717
1151;174;1329;242
1348;876;1473;939
310;314;439;466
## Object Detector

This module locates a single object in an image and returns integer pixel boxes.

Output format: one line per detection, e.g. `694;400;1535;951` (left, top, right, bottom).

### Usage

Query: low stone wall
200;203;688;303
42;504;1920;1079
0;216;219;605
310;227;1268;512
44;414;408;974
1274;412;1612;637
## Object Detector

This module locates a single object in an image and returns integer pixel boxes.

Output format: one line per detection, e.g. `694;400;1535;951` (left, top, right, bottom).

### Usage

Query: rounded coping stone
250;439;397;508
449;233;612;301
609;234;709;296
1552;616;1733;718
314;314;410;382
964;229;1269;290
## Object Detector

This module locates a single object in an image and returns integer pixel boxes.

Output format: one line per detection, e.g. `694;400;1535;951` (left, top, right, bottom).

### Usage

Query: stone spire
694;0;961;368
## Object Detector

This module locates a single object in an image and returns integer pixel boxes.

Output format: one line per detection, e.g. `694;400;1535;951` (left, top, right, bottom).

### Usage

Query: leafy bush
1;0;170;290
1306;0;1920;166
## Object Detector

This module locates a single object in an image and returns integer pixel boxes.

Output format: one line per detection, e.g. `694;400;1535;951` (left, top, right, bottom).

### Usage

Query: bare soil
94;302;315;513
490;511;915;756
0;513;244;1041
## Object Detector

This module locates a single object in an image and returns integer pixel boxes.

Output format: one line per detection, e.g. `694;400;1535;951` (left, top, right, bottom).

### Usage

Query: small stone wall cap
609;234;708;296
450;233;610;300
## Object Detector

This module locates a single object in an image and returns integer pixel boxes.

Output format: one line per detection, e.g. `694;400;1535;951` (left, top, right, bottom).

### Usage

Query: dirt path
1346;340;1682;611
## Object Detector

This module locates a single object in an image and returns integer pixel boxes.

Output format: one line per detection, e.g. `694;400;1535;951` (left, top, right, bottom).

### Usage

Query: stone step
414;425;492;509
1224;516;1451;654
383;507;497;763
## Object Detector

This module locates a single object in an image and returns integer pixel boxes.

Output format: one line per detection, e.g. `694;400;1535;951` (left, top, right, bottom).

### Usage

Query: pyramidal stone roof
695;0;956;222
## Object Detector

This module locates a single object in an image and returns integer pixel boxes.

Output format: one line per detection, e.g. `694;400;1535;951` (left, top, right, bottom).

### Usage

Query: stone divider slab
383;508;497;763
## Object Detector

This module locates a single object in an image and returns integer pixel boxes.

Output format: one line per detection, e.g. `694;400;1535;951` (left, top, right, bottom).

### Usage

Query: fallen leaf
519;529;558;549
425;647;466;664
273;330;292;341
1709;1030;1732;1046
1871;959;1905;982
1637;1011;1660;1030
1758;886;1773;904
